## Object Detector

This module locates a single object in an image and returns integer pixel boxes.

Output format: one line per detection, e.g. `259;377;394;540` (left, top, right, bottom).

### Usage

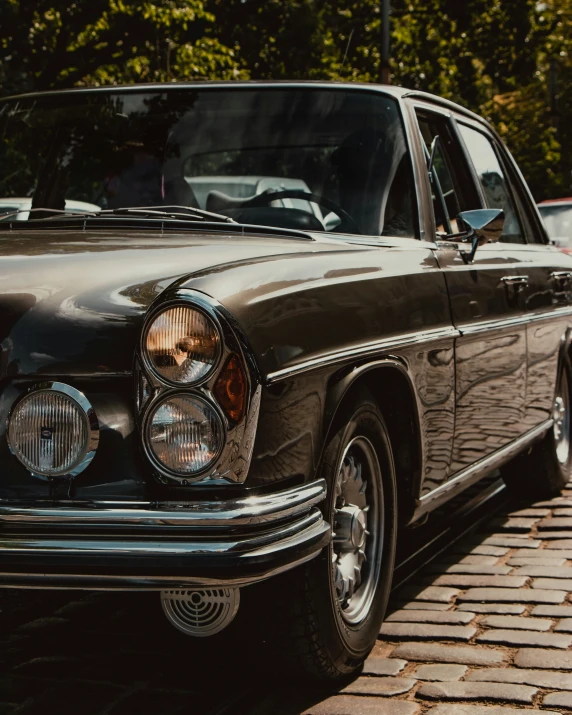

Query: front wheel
271;389;397;681
502;358;572;499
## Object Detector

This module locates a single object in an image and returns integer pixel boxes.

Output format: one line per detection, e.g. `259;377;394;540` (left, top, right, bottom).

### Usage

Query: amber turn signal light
214;354;246;422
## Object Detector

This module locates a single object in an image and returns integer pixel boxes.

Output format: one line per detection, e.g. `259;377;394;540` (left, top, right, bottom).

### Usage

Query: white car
538;198;572;254
0;198;101;221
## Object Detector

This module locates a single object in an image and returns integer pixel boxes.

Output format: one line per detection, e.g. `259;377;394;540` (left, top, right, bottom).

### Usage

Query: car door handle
501;275;529;286
550;271;572;283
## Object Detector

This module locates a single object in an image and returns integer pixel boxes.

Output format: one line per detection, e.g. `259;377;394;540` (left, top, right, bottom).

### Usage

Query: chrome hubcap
554;371;570;465
331;436;382;625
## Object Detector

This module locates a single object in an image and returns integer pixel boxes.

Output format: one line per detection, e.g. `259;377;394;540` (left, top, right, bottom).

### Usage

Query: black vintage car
0;82;571;680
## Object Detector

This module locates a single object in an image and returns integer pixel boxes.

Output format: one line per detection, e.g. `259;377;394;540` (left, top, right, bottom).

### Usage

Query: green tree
208;0;340;80
0;0;246;96
2;0;572;199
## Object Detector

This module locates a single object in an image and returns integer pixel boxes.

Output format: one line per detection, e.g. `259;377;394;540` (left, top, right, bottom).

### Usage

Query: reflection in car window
458;124;525;244
538;204;572;247
0;89;417;238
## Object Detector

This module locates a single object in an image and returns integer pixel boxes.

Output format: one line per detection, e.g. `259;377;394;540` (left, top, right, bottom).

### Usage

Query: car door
412;102;529;476
460;123;572;431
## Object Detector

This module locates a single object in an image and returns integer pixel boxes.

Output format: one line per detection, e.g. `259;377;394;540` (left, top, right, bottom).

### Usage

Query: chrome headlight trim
137;290;262;486
6;381;100;481
140;300;223;388
141;389;227;481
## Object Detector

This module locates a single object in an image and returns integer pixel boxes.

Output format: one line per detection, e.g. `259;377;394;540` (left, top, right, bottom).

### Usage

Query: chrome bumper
0;480;330;590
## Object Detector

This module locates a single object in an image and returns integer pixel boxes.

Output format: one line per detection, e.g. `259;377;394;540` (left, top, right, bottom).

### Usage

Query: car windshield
538;204;572;245
0;87;416;237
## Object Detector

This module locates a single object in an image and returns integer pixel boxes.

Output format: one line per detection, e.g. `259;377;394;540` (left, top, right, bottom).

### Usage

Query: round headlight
146;394;224;476
144;305;220;385
7;383;99;478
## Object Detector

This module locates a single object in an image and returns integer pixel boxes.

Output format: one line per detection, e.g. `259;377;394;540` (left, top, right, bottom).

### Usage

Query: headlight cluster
6;300;250;485
141;301;248;481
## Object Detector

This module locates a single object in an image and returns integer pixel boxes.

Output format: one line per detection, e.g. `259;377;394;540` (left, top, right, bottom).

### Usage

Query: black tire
268;388;397;682
501;357;572;499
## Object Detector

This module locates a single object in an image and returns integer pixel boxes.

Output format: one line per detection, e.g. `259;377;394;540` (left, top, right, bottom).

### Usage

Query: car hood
0;228;345;377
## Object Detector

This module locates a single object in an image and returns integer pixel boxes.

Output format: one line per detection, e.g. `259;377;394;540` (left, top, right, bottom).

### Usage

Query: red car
538;198;572;254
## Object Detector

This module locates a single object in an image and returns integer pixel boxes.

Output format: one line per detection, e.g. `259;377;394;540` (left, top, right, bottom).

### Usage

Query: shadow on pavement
1;473;531;715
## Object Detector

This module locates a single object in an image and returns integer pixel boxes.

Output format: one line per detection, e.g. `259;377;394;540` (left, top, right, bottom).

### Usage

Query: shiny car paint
0;82;571;588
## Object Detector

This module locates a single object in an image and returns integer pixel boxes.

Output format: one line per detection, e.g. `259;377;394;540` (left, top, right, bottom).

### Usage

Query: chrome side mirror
455;208;505;264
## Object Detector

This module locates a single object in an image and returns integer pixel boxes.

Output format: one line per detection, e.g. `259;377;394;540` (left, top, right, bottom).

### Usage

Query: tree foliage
0;0;245;96
1;0;572;198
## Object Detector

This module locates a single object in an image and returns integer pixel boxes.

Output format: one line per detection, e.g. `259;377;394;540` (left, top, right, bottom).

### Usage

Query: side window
415;110;478;235
457;123;525;244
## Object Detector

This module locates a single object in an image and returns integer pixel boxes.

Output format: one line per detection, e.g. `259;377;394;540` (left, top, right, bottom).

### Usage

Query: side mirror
455;208;505;264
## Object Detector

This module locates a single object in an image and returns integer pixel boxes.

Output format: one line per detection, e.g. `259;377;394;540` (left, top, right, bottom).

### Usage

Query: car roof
0;81;486;125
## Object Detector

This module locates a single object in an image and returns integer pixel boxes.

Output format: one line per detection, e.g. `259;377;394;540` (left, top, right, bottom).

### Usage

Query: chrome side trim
0;479;326;529
459;306;572;337
413;419;552;519
265;325;459;384
266;307;572;385
264;307;572;385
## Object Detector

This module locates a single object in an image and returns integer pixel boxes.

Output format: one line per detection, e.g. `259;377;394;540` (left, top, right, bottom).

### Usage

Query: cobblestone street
5;482;572;714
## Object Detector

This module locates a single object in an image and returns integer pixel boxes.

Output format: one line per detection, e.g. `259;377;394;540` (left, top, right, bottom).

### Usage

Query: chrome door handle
501;275;529;286
550;271;572;282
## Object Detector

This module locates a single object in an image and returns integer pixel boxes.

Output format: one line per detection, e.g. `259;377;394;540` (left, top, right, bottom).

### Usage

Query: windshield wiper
0;205;314;240
98;205;237;224
0;205;236;224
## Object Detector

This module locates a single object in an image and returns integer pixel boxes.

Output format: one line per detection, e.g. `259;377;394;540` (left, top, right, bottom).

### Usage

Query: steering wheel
245;189;361;235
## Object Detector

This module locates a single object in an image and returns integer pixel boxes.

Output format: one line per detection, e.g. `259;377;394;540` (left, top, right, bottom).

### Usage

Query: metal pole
380;0;391;84
549;58;558;126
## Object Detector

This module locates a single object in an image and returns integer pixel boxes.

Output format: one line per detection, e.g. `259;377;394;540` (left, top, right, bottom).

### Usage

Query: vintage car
0;81;571;681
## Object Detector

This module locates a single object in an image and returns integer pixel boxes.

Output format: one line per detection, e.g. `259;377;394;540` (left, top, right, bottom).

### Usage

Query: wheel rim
554;370;570;465
330;435;383;626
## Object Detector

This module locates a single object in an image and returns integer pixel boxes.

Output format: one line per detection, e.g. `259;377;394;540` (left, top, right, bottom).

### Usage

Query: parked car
0;197;100;220
538;198;572;254
0;82;571;681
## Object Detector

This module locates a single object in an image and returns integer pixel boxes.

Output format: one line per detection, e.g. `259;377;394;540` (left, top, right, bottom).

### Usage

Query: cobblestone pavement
4;483;572;714
287;483;572;715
